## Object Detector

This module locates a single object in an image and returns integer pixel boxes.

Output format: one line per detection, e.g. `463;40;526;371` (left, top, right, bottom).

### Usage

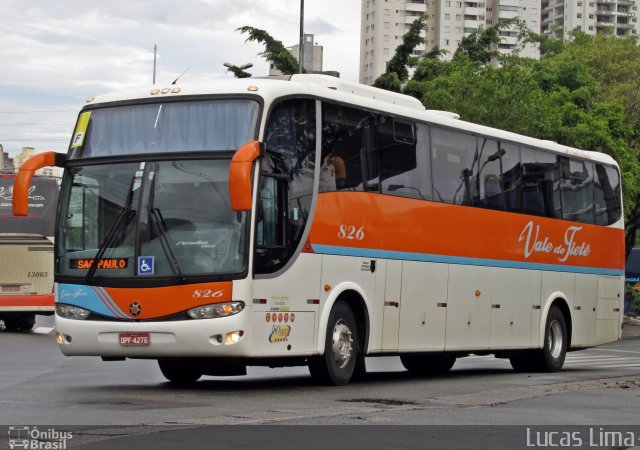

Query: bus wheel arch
310;288;370;385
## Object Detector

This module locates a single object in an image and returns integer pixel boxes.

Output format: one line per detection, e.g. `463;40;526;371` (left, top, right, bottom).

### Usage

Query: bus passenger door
381;260;402;351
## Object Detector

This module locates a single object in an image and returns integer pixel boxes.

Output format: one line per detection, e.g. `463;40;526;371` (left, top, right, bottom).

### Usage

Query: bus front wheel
309;301;358;386
158;358;203;384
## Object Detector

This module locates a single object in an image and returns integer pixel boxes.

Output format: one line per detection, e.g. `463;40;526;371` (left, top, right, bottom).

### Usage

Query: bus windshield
57;159;248;280
0;175;58;237
77;99;260;158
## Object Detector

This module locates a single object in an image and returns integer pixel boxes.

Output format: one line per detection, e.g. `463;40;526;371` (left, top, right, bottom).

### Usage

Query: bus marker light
475;290;481;297
150;88;160;95
324;285;331;292
247;86;258;92
160;88;170;94
307;299;320;305
253;299;267;304
170;87;181;93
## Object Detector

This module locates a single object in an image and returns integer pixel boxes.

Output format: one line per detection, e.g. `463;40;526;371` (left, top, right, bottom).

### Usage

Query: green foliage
237;26;300;75
225;64;252;79
374;15;427;87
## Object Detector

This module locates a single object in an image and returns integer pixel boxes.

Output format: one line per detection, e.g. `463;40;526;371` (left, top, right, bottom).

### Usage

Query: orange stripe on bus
307;192;624;271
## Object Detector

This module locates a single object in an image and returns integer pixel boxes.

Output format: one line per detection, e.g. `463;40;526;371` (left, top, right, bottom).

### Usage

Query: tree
237;26;300;75
373;15;428;91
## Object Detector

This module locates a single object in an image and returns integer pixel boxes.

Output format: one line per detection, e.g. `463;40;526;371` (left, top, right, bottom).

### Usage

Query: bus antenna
171;66;191;85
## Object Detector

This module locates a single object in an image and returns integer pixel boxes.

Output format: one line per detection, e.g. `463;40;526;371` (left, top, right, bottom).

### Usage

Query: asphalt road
1;316;639;449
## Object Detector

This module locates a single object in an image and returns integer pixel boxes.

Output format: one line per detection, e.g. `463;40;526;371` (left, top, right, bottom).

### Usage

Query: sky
0;0;362;157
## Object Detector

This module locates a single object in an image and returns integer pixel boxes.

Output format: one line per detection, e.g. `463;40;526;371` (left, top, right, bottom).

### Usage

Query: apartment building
541;0;638;37
269;34;324;76
360;0;540;84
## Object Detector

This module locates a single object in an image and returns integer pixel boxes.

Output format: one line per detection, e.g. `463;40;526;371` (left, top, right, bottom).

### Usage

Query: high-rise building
541;0;639;37
12;147;35;171
269;34;324;76
360;0;541;84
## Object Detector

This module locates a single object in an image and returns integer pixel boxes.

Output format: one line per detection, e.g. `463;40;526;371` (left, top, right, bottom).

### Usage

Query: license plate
1;285;21;293
119;332;150;346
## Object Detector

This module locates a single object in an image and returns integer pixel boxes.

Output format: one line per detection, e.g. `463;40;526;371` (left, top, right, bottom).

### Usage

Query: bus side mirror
13;151;66;216
229;141;264;211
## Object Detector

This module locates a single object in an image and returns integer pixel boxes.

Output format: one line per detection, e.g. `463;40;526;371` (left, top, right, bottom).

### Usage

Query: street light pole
298;0;304;74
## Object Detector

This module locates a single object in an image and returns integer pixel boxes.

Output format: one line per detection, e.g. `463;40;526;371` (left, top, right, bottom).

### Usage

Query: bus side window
475;139;519;212
520;148;561;218
321;103;376;192
594;164;622;226
430;127;476;205
379;117;425;200
560;157;594;224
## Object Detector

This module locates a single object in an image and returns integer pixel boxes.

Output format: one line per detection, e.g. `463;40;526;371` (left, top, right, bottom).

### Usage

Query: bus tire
532;306;567;372
308;301;358;386
158;359;202;384
400;353;456;375
3;315;35;332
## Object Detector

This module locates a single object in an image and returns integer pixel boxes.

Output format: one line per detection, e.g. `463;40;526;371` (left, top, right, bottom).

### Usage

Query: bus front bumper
55;313;251;358
0;294;55;312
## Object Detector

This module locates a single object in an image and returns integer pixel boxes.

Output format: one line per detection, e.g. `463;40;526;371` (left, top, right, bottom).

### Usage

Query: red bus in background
0;173;59;330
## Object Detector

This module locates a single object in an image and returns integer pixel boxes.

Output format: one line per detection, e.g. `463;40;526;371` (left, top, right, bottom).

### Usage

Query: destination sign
70;258;129;270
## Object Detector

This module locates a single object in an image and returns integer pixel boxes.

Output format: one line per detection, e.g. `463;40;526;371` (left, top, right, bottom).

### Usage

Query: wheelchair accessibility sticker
137;256;155;276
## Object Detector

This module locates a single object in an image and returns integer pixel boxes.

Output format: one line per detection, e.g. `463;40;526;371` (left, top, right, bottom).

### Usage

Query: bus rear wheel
2;315;35;331
400;354;456;375
309;301;359;386
534;306;567;372
158;358;203;384
511;306;567;373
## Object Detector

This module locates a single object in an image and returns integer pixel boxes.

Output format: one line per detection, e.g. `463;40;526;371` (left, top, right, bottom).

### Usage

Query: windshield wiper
86;175;138;282
146;164;184;279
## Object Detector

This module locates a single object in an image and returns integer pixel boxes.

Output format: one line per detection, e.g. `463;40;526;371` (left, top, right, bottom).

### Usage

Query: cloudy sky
0;0;361;156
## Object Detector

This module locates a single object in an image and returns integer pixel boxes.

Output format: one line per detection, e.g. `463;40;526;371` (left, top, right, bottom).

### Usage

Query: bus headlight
56;304;91;320
188;302;245;319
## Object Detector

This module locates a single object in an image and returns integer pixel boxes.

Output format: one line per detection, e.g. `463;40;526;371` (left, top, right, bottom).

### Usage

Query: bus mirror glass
13;151;66;216
229;140;263;211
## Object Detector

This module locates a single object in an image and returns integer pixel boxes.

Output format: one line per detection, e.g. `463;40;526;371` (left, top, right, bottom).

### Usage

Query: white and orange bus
1;173;58;330
13;75;624;384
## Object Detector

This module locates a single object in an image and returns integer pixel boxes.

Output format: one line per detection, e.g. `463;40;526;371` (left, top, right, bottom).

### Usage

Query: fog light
187;302;245;319
225;330;244;344
56;304;90;320
56;332;64;345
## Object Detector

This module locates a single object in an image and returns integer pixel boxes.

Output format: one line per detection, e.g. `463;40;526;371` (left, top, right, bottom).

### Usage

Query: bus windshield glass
57;159;247;279
0;175;59;237
78;99;259;158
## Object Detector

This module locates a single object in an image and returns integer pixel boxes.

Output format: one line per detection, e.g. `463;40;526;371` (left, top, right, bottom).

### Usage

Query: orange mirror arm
13;151;66;216
229;141;263;211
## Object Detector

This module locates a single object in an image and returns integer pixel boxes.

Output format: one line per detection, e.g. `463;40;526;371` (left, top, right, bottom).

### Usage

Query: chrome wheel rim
331;320;353;369
547;320;563;359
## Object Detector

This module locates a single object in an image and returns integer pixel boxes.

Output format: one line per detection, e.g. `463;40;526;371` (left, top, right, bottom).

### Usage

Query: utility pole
298;0;304;74
153;44;157;84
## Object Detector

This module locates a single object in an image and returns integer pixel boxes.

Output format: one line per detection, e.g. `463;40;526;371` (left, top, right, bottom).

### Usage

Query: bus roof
85;74;618;168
